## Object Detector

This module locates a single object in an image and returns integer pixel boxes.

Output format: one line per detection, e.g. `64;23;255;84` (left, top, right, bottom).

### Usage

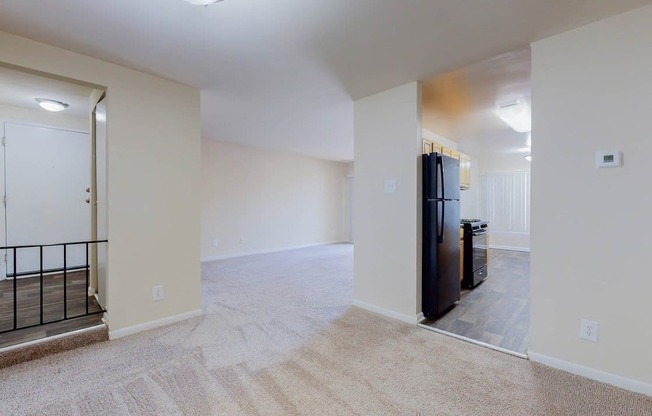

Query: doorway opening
0;63;107;348
418;48;531;356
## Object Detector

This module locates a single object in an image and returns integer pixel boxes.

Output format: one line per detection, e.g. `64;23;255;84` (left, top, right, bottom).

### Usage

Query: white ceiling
422;48;532;156
0;0;650;161
0;66;93;118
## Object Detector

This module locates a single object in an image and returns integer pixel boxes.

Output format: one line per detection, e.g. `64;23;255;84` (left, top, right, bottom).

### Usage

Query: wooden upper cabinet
432;143;442;154
423;140;434;155
441;147;453;158
459;153;471;190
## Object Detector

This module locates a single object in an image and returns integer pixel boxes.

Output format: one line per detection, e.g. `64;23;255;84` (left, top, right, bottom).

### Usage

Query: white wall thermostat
595;151;622;168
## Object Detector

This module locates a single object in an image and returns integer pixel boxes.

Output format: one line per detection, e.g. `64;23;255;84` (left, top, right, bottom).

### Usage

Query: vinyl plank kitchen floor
424;249;530;355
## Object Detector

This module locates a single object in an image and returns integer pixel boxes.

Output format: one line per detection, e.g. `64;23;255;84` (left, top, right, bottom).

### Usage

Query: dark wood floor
0;271;104;348
424;249;530;354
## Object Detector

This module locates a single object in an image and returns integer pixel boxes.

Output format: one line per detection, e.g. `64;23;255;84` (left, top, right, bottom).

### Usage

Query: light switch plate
152;285;164;302
384;179;397;194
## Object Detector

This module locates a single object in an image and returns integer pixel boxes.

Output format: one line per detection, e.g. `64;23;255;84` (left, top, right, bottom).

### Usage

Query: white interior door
3;122;91;275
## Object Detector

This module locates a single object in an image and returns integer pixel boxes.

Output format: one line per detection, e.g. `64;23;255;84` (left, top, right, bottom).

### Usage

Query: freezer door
422;199;439;319
435;200;461;315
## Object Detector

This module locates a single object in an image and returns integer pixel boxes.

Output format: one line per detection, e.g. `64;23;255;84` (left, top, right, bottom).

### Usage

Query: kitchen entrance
418;48;532;356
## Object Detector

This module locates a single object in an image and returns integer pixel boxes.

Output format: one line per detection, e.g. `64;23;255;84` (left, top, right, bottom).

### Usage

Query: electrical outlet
580;319;599;342
384;179;397;194
152;285;164;302
212;239;218;248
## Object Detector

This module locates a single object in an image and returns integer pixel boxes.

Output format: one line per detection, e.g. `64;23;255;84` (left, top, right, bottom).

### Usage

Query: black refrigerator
422;153;461;319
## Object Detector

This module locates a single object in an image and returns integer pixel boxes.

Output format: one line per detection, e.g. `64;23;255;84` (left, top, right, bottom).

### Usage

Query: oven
471;228;488;274
461;220;489;289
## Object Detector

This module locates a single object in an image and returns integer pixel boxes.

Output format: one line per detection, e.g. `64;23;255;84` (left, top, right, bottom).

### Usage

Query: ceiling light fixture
35;98;69;112
183;0;224;5
496;100;531;133
524;154;532;162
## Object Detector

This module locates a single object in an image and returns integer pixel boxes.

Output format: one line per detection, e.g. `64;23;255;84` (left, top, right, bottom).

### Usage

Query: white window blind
479;171;530;233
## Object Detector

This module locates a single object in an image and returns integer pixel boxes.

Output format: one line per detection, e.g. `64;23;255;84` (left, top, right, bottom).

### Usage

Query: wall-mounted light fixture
496;99;531;133
35;98;69;112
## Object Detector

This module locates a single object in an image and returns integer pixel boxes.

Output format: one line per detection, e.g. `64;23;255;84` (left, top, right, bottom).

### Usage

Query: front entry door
3;122;91;276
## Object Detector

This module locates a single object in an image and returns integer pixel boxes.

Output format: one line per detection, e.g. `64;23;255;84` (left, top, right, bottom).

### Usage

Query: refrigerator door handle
438;155;445;200
437;201;445;244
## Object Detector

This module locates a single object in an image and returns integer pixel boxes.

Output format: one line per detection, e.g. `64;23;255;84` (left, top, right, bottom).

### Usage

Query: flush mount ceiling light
183;0;224;5
496;100;531;133
35;98;69;112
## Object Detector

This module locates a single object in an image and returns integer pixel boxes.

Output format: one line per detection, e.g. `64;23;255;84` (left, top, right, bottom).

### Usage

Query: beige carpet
0;244;650;415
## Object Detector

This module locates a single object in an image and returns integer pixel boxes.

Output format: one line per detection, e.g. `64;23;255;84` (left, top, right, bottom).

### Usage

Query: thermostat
595;151;622;168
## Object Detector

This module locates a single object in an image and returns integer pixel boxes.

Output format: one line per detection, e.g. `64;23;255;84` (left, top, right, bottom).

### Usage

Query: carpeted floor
0;244;650;415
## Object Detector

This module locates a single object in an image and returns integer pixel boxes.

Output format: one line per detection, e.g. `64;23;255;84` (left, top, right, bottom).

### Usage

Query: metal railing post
13;248;17;330
85;242;89;315
63;244;67;320
40;246;44;325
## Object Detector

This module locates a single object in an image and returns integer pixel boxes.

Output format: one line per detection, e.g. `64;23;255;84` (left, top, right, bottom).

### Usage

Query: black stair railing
0;240;107;334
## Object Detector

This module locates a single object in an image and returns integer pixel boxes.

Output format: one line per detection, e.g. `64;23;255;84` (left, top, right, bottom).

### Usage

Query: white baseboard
108;309;203;340
489;245;530;253
201;241;348;263
352;300;419;325
416;312;425;323
528;352;652;397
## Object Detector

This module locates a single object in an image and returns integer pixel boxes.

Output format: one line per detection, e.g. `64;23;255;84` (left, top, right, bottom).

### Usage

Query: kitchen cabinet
422;139;472;189
423;141;433;154
459;153;471;190
441;147;453;158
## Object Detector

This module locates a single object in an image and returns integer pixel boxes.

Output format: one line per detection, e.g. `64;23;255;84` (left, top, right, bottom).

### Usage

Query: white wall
201;140;348;260
477;151;531;174
530;4;652;391
344;162;354;243
0;31;202;332
354;82;421;322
